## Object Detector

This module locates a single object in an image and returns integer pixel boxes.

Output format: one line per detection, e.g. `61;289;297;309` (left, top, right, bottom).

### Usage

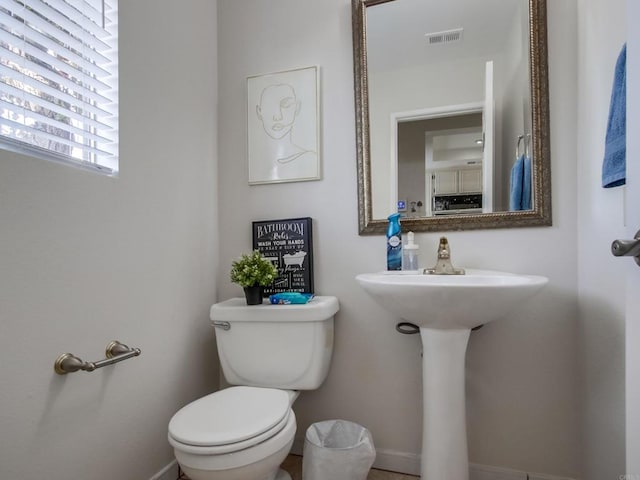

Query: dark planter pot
243;286;264;305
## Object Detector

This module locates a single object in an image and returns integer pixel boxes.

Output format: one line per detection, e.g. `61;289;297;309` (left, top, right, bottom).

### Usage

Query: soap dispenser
403;231;420;270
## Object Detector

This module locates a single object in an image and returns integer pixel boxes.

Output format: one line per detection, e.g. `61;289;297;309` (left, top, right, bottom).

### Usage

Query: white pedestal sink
356;270;548;479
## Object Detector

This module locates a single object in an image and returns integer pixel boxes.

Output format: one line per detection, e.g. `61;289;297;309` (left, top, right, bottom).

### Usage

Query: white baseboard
469;463;527;480
292;437;575;480
527;474;577;480
373;448;421;476
150;459;179;480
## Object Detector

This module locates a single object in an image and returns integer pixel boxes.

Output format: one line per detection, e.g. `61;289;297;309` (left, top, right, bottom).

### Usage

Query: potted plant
230;250;278;305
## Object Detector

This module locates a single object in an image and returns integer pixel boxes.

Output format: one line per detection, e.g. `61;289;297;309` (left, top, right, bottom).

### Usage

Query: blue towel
522;155;532;210
602;43;626;188
510;154;525;211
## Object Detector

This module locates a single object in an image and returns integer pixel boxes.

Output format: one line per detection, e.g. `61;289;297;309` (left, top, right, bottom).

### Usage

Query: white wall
0;1;219;479
575;0;627;478
217;0;581;477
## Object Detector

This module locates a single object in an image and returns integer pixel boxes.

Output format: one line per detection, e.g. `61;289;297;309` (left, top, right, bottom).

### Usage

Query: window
0;0;118;174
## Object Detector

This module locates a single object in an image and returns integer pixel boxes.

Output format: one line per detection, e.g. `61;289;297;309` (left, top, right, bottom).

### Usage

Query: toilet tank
210;296;339;390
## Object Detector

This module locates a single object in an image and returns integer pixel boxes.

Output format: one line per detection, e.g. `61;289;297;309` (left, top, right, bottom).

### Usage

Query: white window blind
0;0;118;174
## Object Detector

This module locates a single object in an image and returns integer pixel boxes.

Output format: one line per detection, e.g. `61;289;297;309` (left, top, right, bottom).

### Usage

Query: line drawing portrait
247;66;320;184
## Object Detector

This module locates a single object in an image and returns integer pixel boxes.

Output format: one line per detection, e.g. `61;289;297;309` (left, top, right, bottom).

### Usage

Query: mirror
352;0;551;234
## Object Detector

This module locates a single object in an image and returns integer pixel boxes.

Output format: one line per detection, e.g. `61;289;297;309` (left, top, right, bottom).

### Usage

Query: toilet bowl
169;386;298;480
169;296;339;480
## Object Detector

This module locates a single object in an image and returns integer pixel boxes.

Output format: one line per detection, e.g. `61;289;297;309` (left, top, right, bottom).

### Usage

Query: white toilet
168;296;339;480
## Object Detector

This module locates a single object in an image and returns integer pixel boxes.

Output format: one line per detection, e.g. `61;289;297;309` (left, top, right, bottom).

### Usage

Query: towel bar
515;133;532;159
54;341;141;375
515;134;524;158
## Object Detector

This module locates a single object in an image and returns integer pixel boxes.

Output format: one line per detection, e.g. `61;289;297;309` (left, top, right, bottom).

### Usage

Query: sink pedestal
420;328;471;480
355;270;548;480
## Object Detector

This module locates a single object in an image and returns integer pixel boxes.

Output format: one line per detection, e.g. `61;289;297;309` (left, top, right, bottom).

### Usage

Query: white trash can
302;419;376;480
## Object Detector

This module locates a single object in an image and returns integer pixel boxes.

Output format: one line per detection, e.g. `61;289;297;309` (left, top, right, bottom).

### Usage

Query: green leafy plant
230;250;278;288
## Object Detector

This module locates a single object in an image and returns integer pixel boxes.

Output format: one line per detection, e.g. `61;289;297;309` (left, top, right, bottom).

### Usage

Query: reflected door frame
390;102;487;217
483;60;495;213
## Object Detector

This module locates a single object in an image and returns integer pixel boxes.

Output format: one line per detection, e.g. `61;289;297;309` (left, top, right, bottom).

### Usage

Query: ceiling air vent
425;28;463;46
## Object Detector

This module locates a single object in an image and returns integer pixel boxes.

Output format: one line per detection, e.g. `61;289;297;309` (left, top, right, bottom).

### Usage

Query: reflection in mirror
352;0;551;234
398;112;484;218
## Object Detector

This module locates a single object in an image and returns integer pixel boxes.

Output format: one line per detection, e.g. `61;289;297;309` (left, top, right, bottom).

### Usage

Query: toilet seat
171;409;297;473
168;386;291;455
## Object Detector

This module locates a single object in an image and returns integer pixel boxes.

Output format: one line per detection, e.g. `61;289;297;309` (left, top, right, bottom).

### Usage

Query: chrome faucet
423;237;465;275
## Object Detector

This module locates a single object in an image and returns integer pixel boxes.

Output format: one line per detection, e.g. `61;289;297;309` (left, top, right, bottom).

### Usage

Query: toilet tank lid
210;295;339;323
168;386;290;447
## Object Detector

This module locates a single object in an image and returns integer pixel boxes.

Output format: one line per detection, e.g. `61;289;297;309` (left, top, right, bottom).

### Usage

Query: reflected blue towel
510;154;525;211
522;156;532;210
602;43;626;188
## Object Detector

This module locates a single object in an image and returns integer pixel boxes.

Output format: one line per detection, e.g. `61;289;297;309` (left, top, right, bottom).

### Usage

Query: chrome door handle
611;230;640;266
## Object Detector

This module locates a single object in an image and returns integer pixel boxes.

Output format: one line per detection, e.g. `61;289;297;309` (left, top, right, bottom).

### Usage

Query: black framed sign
252;217;314;295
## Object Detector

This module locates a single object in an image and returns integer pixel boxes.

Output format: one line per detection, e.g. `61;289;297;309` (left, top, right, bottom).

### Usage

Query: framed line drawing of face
247;66;321;185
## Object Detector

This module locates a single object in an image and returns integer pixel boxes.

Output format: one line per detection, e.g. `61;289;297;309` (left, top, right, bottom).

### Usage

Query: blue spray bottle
386;213;402;270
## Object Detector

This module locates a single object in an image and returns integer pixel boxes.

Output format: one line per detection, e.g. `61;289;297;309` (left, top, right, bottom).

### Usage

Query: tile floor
179;454;418;480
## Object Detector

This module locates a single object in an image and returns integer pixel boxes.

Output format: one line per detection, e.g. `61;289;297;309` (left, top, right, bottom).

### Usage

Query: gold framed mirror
352;0;551;234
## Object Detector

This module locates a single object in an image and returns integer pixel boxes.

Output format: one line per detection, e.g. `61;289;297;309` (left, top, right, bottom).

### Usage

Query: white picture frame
247;65;320;185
